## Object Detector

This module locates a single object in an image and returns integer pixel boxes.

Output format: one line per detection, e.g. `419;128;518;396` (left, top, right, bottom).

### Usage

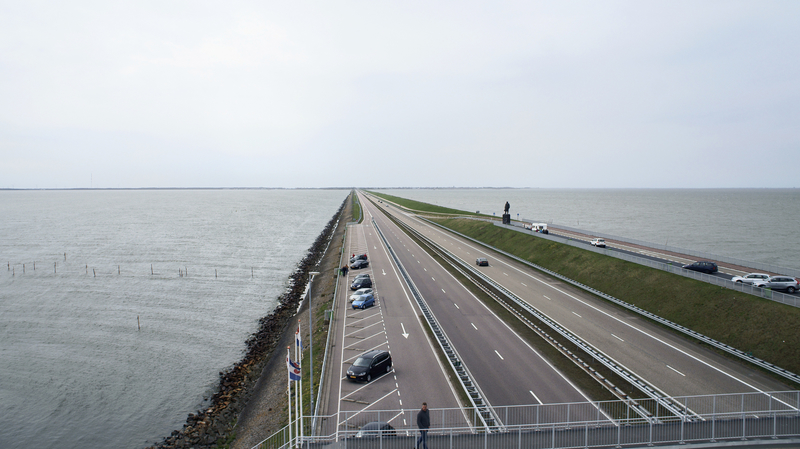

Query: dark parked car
350;254;368;264
351;277;373;290
355;421;396;438
476;258;489;266
350;259;369;269
346;350;392;382
682;261;718;274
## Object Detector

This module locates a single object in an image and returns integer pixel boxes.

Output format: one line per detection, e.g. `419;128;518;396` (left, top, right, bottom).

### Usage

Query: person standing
416;402;429;449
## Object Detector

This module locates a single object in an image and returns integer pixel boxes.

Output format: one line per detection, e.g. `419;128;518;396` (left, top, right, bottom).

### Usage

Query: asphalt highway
366;192;792;417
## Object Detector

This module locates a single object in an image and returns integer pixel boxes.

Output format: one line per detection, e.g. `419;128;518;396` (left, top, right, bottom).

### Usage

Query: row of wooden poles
6;254;257;279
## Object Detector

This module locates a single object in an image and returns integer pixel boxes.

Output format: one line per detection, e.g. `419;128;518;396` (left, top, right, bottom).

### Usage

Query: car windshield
353;357;371;367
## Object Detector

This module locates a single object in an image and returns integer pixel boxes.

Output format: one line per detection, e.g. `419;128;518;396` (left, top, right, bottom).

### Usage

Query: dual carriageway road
318;191;792;435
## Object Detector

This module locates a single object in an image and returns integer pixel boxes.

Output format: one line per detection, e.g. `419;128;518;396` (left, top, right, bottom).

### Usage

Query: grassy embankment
369;191;800;386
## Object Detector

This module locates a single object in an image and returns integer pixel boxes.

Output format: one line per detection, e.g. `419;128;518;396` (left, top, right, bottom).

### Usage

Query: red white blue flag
287;356;301;381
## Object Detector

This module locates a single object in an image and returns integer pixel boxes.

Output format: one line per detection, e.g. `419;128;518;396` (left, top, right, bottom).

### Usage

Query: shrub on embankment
432;217;800;385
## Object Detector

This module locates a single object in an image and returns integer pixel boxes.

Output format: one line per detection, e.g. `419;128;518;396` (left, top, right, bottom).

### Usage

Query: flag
287;356;301;381
295;325;303;351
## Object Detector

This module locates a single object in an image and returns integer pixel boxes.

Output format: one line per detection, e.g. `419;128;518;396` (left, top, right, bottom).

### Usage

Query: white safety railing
252;391;800;449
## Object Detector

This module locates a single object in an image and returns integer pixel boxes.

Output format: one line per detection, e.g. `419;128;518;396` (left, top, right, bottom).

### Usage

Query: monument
502;201;511;225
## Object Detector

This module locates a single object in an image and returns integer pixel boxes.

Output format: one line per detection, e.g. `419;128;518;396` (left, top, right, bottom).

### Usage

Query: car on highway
476;258;489;266
355;421;396;438
590;238;606;248
350;277;372;290
349;288;374;302
753;276;800;293
682;261;718;274
346;350;392;382
350;259;369;269
352;293;375;309
731;273;771;284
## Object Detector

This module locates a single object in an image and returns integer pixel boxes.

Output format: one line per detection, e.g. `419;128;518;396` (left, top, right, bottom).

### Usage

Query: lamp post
307;271;320;434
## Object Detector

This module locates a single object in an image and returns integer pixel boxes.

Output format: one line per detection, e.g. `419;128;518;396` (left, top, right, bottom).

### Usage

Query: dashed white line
454;303;459;309
494;350;504;360
529;390;543;405
503;272;508;276
544;295;551;301
572;312;582;318
442;289;446;294
521;282;527;287
667;365;686;377
612;334;624;342
471;323;478;330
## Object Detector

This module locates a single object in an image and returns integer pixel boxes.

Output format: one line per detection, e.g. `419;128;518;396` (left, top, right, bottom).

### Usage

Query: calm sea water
377;189;800;270
0;189;347;449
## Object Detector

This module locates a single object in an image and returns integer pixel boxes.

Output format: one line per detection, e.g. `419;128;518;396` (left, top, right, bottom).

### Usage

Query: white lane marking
424;268;427;271
503;272;508;276
431;277;435;281
521;282;527;287
471;322;478;330
544;295;551;301
572;312;582;318
442;289;446;294
530;390;543;405
667;365;686;377
382;269;386;275
495;350;504;360
454;303;459;309
612;334;624;342
401;323;409;339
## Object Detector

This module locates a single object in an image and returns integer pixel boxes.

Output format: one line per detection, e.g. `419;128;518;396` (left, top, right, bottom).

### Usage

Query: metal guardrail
255;390;800;449
418;217;800;386
511;221;800;309
371;217;500;432
523;218;800;279
393;217;689;421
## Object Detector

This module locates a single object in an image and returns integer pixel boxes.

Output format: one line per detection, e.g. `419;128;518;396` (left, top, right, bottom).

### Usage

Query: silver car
753;276;799;293
349;288;374;302
731;273;771;284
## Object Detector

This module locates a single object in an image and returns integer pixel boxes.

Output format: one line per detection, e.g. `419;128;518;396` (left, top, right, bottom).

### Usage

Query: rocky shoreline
146;196;347;449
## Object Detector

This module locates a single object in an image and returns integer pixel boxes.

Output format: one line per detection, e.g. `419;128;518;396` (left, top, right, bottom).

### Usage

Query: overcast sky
1;1;798;189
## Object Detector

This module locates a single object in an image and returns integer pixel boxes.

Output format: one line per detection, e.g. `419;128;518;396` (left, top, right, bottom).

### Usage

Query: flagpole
287;347;293;448
295;337;300;449
298;320;304;447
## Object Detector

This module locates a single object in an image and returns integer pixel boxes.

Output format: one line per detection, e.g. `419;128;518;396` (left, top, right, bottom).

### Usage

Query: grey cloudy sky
1;1;798;188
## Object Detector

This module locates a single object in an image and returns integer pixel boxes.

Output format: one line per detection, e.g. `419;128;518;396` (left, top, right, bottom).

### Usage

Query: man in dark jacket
416;402;429;449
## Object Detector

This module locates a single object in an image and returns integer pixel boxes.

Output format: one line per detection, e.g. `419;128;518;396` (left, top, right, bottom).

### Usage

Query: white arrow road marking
382;269;386;275
401;323;409;339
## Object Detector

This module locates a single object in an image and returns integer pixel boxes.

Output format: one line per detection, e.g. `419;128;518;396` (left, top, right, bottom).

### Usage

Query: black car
350;254;368;264
476;258;489;266
355;421;396;438
682;261;718;274
346;350;392;382
350;259;369;269
351;277;373;290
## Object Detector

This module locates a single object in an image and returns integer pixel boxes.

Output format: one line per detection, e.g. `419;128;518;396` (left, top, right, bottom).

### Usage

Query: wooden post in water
93;268;96;277
137;316;140;331
215;269;218;279
86;264;88;275
33;262;35;271
64;252;66;261
118;265;120;275
23;264;25;273
252;267;254;278
54;262;57;273
151;264;153;275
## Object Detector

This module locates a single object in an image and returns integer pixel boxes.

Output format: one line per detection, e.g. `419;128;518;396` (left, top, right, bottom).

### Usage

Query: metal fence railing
253;390;800;449
499;222;800;309
522;219;800;279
